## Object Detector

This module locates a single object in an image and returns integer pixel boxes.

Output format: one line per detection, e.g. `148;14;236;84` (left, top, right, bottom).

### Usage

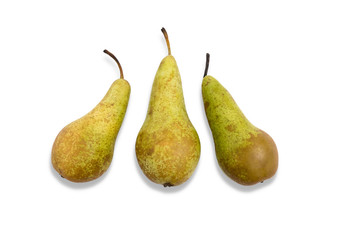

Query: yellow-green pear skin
52;50;130;182
202;75;278;186
136;29;200;187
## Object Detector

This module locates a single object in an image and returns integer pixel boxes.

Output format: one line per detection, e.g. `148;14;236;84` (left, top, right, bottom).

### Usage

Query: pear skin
51;50;130;182
136;28;200;187
202;54;278;186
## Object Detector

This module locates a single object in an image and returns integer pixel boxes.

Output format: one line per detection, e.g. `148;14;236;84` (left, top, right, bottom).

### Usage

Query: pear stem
161;27;171;55
203;53;210;77
103;49;124;79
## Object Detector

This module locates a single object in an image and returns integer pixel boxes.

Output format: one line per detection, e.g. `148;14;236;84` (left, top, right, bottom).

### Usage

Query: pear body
136;56;200;186
52;79;130;182
202;76;278;185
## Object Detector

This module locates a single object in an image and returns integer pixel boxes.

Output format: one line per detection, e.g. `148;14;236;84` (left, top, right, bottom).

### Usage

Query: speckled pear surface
52;50;130;183
52;79;130;182
202;75;278;185
136;53;200;187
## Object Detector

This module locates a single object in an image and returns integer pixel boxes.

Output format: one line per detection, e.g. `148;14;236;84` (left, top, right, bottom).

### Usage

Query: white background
0;0;359;239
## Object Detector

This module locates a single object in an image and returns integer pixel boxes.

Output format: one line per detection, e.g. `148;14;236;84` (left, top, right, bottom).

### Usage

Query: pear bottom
217;130;278;186
52;125;114;183
136;128;200;187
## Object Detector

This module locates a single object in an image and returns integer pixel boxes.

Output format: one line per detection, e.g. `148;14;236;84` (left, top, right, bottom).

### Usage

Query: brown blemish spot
225;124;236;132
204;101;209;111
166;72;175;84
146;147;154;156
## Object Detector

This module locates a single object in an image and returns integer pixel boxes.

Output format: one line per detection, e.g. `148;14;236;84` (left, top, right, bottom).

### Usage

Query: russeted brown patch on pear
51;50;131;182
135;28;201;187
202;53;278;186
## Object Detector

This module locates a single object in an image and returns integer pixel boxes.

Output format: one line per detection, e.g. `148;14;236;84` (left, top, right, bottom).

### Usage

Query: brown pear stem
161;27;171;55
103;49;124;79
203;53;210;77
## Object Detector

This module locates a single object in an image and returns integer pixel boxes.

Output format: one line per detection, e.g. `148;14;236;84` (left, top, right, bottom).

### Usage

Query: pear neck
147;56;186;117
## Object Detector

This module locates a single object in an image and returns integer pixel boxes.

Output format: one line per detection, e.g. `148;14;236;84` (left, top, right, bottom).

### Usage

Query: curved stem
103;49;124;79
203;53;210;77
161;27;171;55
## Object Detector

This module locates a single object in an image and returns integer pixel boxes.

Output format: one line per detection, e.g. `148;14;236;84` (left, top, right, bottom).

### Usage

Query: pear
51;50;131;182
202;54;278;186
136;28;200;187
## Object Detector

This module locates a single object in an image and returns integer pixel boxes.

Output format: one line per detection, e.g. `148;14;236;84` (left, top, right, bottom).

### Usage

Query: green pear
52;50;131;182
202;54;278;186
136;28;200;187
